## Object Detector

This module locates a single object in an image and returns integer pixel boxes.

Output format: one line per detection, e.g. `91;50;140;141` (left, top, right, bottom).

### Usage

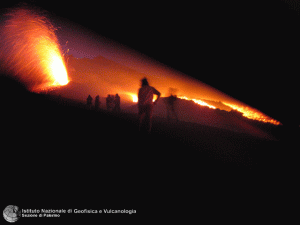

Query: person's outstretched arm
152;87;161;105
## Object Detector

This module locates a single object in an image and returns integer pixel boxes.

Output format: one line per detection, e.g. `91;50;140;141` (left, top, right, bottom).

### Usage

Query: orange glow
177;96;216;109
0;7;69;91
128;93;280;125
37;41;69;86
129;93;155;103
129;93;216;108
131;94;138;103
31;16;280;127
223;102;281;125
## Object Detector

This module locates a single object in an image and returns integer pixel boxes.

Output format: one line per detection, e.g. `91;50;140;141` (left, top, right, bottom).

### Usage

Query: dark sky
2;0;300;126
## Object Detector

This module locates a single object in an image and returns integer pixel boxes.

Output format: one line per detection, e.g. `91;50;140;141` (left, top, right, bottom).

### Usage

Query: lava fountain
0;7;69;92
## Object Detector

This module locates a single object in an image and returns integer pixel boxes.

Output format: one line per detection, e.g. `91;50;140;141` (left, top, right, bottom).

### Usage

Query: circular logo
3;206;21;223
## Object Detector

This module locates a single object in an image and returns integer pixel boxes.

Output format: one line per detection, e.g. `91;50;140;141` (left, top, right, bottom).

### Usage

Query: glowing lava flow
130;93;216;108
130;93;155;103
178;96;216;109
130;93;216;109
223;102;281;125
131;94;138;103
130;93;280;125
178;96;280;125
0;7;69;91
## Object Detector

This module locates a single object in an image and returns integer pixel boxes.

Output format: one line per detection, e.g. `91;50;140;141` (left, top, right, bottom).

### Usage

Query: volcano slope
1;76;297;218
123;97;279;140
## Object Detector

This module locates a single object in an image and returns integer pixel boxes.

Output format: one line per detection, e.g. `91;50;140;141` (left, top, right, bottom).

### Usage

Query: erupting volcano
0;6;281;127
0;7;69;92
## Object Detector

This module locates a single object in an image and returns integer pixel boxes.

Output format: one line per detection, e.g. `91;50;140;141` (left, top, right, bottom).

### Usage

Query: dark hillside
1;75;297;220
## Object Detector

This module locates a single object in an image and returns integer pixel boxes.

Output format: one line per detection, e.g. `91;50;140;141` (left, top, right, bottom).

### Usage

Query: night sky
2;0;300;126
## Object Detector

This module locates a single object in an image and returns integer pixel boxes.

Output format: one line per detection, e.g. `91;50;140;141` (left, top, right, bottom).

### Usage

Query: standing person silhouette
165;94;179;122
114;94;121;112
95;95;100;111
106;95;113;111
138;78;161;133
87;95;93;110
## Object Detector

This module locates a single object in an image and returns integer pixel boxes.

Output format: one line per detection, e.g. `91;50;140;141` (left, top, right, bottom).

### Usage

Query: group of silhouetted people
87;95;102;110
86;78;179;134
86;94;121;112
106;94;121;112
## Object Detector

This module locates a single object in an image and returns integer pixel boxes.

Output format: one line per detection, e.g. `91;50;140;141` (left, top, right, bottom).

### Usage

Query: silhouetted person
114;94;121;112
138;78;161;133
95;95;100;111
106;95;114;111
165;94;179;122
87;95;93;110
